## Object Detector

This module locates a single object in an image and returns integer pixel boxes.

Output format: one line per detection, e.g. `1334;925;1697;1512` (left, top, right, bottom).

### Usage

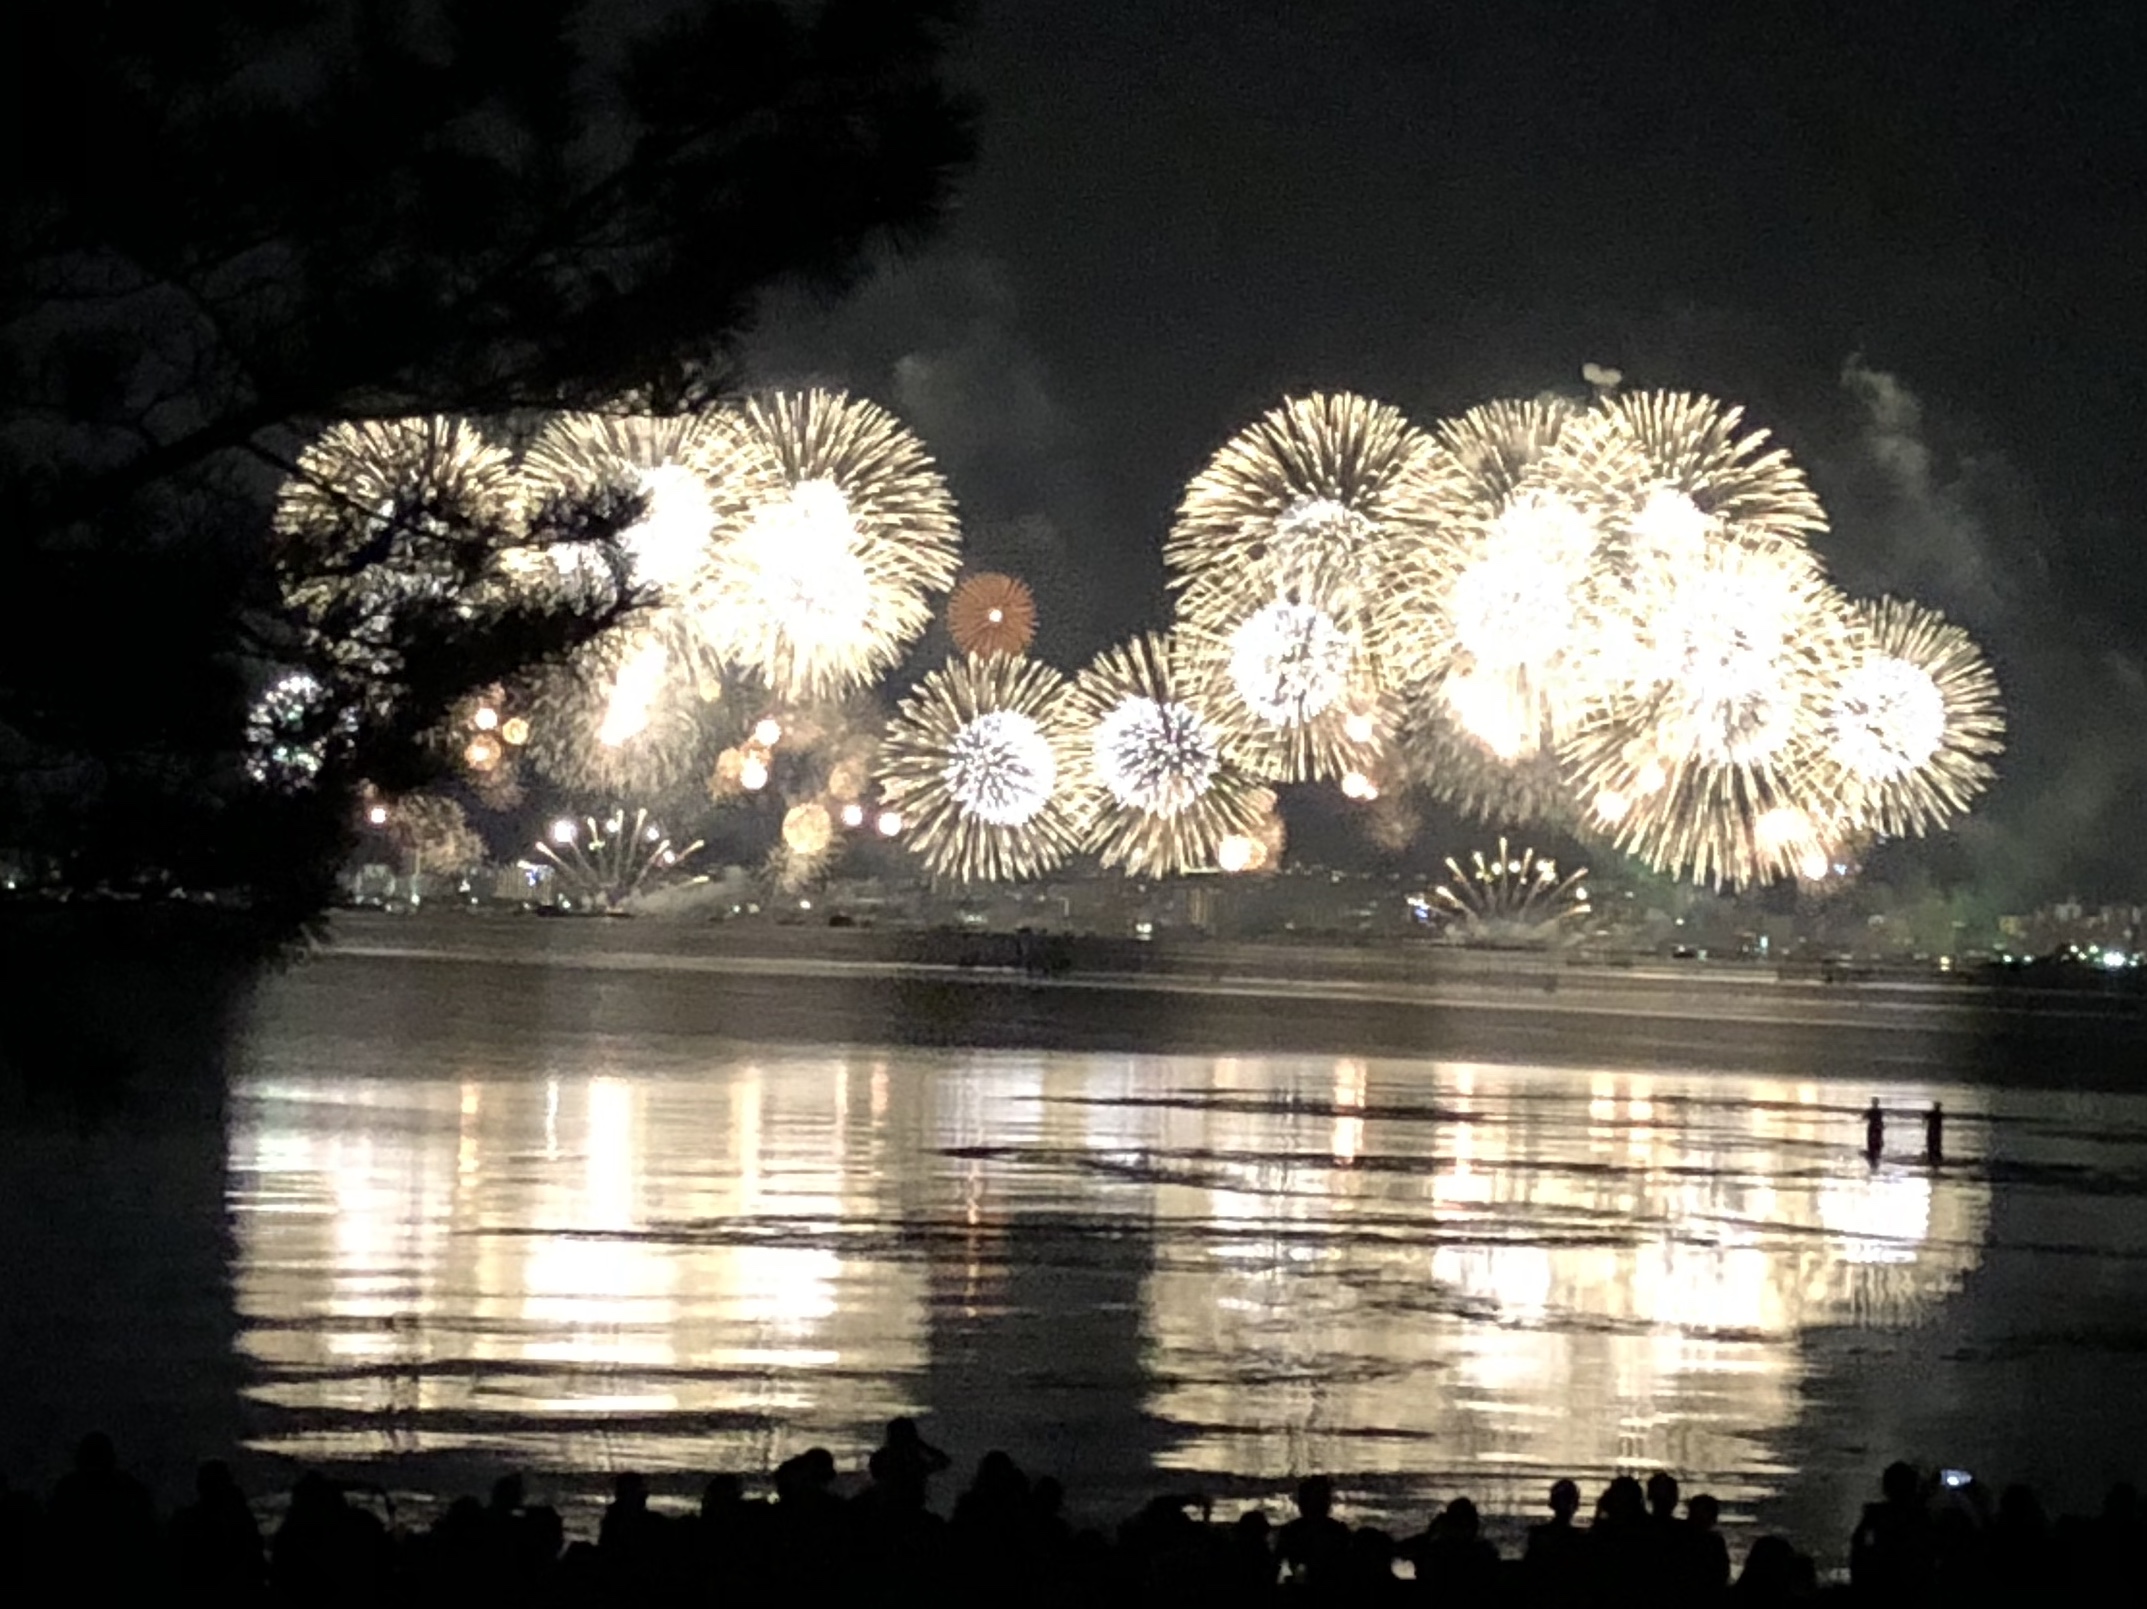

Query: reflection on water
229;1044;1990;1521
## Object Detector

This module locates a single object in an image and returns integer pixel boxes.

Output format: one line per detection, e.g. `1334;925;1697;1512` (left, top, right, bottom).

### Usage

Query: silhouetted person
1227;1509;1277;1594
169;1459;264;1597
269;1471;389;1605
46;1432;157;1594
877;1416;951;1500
1988;1483;2055;1604
1925;1103;1945;1165
1850;1461;1933;1600
1406;1497;1500;1607
1592;1475;1653;1608
1526;1478;1589;1608
1684;1495;1731;1602
1865;1100;1886;1164
1277;1476;1351;1589
1735;1536;1808;1605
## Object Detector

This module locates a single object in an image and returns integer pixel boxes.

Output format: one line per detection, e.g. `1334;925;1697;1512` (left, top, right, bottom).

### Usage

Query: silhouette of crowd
0;1427;2138;1605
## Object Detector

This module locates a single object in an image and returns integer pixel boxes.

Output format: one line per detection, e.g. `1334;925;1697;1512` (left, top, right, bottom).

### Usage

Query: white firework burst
1066;635;1274;876
879;655;1084;882
1822;597;2004;835
516;411;737;601
691;389;962;702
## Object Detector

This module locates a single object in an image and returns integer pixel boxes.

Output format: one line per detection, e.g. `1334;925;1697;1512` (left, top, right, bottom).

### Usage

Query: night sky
747;1;2145;902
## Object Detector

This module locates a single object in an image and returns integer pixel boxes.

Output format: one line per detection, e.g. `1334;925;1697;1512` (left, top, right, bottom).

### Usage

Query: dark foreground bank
5;1426;2137;1608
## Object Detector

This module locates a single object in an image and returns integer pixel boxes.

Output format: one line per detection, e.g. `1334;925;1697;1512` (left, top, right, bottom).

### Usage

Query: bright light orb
1340;770;1380;801
739;754;770;792
876;809;903;837
500;716;530;747
472;706;499;732
367;804;391;827
1228;602;1352;725
840;802;867;829
782;802;833;857
549;817;577;845
753;716;784;748
1216;833;1263;873
1829;656;1947;781
944;710;1057;827
1094;697;1218;816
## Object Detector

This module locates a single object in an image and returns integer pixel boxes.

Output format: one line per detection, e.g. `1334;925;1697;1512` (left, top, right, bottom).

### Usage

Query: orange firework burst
946;572;1038;657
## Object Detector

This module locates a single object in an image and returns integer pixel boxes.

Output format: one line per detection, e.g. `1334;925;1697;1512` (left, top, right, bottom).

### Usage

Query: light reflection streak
226;1047;1988;1522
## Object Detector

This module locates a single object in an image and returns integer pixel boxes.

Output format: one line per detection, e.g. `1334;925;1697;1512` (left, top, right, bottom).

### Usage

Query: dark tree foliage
0;0;974;949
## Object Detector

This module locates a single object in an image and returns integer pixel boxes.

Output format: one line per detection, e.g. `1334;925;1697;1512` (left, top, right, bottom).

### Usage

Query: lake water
8;918;2147;1560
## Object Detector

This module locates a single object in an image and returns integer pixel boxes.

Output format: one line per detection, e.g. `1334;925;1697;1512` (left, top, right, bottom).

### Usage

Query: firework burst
534;807;704;911
1424;838;1592;946
520;622;718;801
1177;575;1388;782
947;572;1038;658
879;655;1083;882
244;671;358;790
1562;542;1855;886
273;416;522;680
691;389;962;702
517;411;737;601
1821;597;2004;836
1065;634;1275;876
1375;399;1625;774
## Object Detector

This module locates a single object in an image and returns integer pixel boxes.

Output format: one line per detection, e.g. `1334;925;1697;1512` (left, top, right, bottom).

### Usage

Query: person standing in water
1864;1099;1885;1164
1925;1102;1945;1166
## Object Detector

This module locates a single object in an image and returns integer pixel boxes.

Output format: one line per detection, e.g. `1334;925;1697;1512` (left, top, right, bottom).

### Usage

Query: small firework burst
691;389;962;702
273;416;522;680
1821;597;2004;835
1425;838;1592;946
879;655;1083;882
534;807;703;910
947;572;1038;657
517;410;738;600
1065;634;1275;876
244;671;359;789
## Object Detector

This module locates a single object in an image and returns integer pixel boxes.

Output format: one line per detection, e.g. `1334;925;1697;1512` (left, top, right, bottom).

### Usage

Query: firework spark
534;807;704;911
947;572;1038;658
878;656;1083;882
1424;837;1592;946
692;390;962;702
1065;634;1275;877
1822;597;2004;835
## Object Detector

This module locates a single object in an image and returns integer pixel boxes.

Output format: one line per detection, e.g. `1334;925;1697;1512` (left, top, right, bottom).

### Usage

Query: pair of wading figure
1865;1099;1944;1166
